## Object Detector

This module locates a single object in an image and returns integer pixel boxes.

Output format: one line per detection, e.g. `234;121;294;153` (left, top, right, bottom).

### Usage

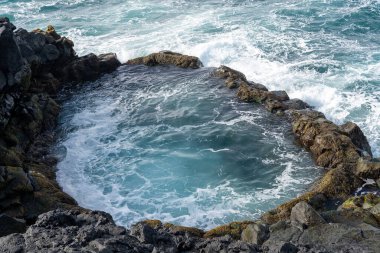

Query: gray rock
0;233;25;253
130;222;158;244
0;214;26;237
0;209;150;253
290;201;326;229
241;223;269;245
0;70;6;90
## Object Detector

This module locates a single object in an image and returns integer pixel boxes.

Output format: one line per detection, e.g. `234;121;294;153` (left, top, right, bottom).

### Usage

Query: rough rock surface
126;51;203;69
1;18;379;253
0;18;120;235
0;209;259;253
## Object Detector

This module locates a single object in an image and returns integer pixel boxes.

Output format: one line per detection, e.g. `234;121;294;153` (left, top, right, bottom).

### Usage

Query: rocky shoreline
0;18;379;252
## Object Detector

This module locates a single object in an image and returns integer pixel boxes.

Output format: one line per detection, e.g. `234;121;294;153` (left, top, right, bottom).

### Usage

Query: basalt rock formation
0;18;120;231
1;18;379;253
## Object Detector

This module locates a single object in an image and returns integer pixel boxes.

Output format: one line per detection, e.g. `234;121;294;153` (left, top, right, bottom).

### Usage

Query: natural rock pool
56;65;320;229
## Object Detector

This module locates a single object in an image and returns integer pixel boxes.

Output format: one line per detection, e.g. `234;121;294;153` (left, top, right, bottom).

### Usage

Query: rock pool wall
0;18;379;252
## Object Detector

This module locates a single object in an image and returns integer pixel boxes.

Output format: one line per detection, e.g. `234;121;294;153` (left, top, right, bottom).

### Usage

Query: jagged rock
340;193;380;210
41;44;60;61
0;209;151;253
237;83;268;103
204;221;255;239
0;70;6;90
130;222;158;244
57;53;121;82
264;242;299;253
290;202;326;229
127;51;203;69
267;90;289;101
0;233;25;253
370;203;380;222
248;81;268;91
241;223;270;245
0;214;26;237
195;235;258;253
213;65;247;81
340;122;372;157
0;18;24;75
282;99;310;110
355;158;380;179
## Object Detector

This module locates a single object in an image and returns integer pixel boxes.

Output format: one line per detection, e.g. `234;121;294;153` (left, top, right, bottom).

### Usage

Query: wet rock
213;65;251;90
241;223;270;245
127;51;203;69
290;202;326;230
267;90;289;101
282;99;310;111
57;53;121;82
248;81;268;91
355;158;380;179
237;83;268;103
340;122;372;158
0;214;26;237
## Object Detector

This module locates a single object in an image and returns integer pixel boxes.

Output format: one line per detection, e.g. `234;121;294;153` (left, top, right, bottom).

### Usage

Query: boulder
237;83;268;103
0;209;151;253
241;223;269;245
267;90;289;101
355;158;380;179
127;51;203;69
282;99;310;110
340;122;372;157
290;201;326;229
204;221;255;239
0;214;26;237
370;203;380;222
213;65;247;81
57;53;121;82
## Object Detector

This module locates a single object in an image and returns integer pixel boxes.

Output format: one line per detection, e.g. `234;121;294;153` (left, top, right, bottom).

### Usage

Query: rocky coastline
0;18;379;253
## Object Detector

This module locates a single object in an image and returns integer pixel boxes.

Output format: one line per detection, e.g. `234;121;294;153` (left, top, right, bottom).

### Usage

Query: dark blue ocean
2;0;379;229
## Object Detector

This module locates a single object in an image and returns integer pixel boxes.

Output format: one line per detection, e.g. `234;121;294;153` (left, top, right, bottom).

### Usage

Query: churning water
2;0;379;228
55;65;319;229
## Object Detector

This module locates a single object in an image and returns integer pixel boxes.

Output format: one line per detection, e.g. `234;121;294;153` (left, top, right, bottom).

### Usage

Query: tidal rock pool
56;65;320;229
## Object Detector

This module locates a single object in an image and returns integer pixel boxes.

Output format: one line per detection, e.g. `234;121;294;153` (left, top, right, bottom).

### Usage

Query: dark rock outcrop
0;18;121;236
127;51;203;69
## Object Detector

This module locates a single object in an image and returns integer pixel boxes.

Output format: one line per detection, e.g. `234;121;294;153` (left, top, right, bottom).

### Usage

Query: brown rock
213;65;247;81
340;122;372;157
355;158;380;179
127;51;203;69
237;83;268;103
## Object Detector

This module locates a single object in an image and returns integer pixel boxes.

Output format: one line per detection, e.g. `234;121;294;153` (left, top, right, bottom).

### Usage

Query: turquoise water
55;65;319;228
2;0;380;228
2;0;379;156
